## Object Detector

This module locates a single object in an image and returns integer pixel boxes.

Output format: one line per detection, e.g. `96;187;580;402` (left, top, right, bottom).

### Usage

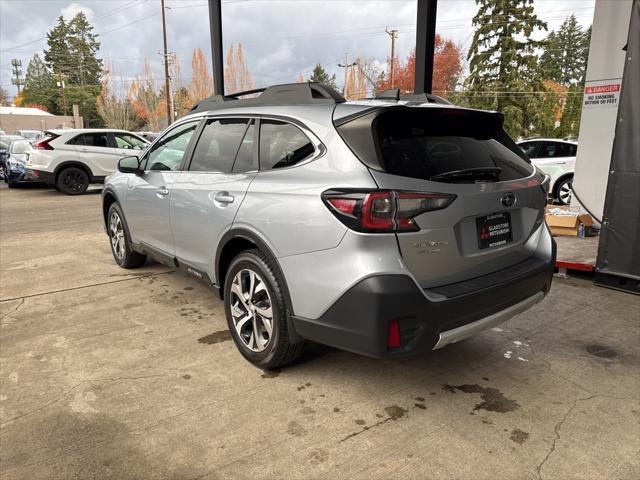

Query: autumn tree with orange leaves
188;48;215;103
129;60;164;131
376;34;463;97
224;43;254;94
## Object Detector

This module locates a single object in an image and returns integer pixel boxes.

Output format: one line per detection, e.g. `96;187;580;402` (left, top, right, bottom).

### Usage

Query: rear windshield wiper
429;167;502;182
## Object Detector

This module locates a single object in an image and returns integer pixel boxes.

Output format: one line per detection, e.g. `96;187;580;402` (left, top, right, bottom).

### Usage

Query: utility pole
161;0;173;125
11;59;23;94
385;28;398;88
338;53;356;96
56;73;68;116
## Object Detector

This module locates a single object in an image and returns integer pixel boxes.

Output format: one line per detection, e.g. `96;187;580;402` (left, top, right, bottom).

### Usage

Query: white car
518;138;577;205
25;128;149;194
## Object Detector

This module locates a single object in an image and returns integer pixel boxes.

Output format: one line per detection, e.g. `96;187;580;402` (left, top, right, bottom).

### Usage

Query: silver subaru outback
102;83;555;369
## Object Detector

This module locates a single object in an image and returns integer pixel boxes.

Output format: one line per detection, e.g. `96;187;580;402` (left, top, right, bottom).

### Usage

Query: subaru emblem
501;192;516;207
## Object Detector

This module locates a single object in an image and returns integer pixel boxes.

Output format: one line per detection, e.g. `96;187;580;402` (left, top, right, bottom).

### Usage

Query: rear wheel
555;176;573;205
224;249;304;369
57;167;89;195
107;203;147;268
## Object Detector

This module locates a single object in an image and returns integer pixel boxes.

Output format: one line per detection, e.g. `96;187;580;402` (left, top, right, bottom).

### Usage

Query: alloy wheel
109;212;125;260
229;269;274;352
62;171;86;193
558;179;573;205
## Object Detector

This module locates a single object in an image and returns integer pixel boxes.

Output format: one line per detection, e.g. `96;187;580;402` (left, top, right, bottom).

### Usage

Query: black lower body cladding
291;255;555;358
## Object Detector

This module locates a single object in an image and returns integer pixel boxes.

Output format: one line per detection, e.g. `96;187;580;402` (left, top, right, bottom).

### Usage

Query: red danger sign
584;84;620;94
583;80;621;108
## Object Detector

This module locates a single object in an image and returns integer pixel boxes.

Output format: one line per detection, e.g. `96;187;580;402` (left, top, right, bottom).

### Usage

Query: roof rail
373;89;452;105
189;82;346;113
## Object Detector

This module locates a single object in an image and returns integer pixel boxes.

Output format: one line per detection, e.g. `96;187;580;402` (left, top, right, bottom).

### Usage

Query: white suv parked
518;138;577;205
25;128;148;194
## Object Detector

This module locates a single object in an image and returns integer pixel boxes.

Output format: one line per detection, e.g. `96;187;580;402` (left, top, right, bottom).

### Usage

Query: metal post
414;0;438;94
208;0;225;96
161;0;173;125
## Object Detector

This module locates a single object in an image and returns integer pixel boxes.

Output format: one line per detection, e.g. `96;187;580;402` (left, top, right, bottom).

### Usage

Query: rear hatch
334;105;547;288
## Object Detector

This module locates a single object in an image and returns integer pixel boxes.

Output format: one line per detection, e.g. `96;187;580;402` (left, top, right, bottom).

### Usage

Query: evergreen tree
67;12;103;86
465;0;547;137
22;54;56;111
45;13;102;86
539;15;590;86
43;12;103;124
308;64;337;89
44;16;71;78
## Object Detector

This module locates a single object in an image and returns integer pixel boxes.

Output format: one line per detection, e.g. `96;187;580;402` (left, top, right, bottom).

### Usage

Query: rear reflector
323;190;455;233
387;320;401;349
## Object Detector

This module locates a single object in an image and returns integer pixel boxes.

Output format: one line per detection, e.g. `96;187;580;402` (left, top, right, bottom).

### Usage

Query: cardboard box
545;206;594;236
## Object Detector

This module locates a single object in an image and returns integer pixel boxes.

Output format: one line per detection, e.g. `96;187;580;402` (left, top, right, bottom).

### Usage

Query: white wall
571;0;633;219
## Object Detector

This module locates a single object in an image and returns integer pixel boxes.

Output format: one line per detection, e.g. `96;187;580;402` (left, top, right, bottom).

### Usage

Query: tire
555;176;573;205
7;182;16;189
224;249;304;369
107;203;147;269
57;167;89;195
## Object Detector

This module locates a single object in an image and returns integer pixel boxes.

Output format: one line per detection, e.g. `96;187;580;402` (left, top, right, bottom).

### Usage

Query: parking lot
0;184;638;480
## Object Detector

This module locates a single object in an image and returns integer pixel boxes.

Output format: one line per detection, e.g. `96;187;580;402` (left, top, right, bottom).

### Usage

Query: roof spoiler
189;82;346;113
374;89;453;105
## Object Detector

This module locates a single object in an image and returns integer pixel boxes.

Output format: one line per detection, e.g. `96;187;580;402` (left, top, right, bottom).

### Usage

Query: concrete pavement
1;184;639;479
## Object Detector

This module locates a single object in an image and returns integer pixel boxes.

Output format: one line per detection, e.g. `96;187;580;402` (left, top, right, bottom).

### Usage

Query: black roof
189;82;346;113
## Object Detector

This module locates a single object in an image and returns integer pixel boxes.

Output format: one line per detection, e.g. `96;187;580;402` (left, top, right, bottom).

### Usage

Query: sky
0;0;596;97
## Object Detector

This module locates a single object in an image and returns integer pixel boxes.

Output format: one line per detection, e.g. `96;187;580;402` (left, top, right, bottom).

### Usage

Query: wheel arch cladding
216;228;302;343
54;161;93;183
102;190;118;229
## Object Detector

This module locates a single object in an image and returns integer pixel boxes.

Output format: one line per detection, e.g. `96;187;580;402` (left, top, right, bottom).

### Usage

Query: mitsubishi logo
501;192;516;207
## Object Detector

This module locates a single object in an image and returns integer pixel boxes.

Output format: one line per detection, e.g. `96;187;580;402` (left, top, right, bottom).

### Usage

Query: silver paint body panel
105;101;553;321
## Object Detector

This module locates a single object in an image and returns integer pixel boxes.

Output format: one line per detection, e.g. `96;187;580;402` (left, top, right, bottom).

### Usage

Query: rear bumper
4;167;27;183
291;253;555;358
24;168;55;185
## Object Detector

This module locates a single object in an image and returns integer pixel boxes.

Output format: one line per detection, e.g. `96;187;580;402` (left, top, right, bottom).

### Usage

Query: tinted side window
189;118;248;172
537;142;575;158
554;142;576;157
144;121;199;171
519;142;540;158
68;133;110;148
259;120;315;170
233;121;257;173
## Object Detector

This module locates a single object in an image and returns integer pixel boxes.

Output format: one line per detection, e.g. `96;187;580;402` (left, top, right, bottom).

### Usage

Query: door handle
214;192;235;204
156;187;169;198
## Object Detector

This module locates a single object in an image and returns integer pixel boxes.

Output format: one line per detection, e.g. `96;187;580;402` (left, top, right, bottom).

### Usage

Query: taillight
32;137;55;150
323;190;455;233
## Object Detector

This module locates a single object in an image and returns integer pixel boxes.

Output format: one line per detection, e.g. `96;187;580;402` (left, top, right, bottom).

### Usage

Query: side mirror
118;155;141;174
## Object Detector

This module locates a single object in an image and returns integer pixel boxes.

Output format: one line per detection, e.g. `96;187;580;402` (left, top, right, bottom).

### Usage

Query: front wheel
555;176;573;205
224;250;304;369
57;167;89;195
107;203;147;268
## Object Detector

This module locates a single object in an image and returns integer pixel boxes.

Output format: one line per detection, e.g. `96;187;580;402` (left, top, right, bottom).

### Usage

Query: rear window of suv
337;107;534;183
